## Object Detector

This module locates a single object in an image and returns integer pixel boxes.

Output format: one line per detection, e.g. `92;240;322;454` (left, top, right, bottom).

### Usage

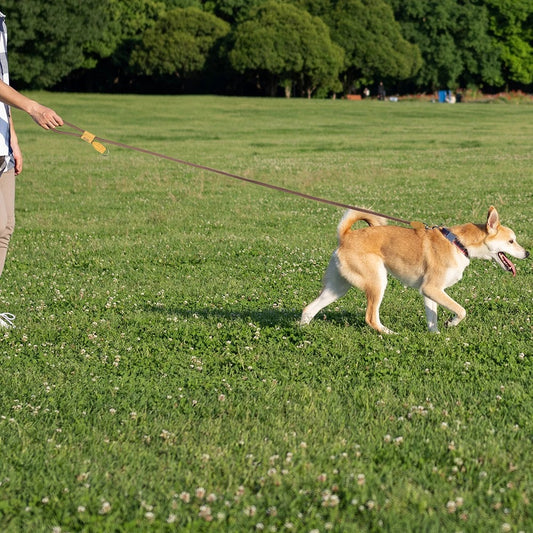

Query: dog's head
483;206;529;276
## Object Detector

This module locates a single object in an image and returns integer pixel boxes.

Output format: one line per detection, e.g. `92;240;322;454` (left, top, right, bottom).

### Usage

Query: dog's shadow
145;303;364;330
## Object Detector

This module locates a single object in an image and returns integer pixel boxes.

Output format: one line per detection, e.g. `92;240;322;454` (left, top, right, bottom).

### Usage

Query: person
445;91;456;104
377;81;386;101
0;11;63;328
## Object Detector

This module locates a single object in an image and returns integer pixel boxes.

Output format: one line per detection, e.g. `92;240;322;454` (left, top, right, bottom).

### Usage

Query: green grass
0;93;531;532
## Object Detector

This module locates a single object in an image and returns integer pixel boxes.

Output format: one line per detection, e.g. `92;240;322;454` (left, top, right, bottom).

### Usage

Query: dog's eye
509;239;514;244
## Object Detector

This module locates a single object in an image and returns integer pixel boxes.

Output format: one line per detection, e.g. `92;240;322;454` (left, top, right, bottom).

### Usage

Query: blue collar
439;227;469;258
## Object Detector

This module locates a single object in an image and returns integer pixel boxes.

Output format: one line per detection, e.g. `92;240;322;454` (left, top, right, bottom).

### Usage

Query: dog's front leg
423;296;440;333
421;286;466;329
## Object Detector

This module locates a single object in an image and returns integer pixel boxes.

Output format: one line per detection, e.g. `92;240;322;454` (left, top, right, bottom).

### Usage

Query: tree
483;0;533;86
290;0;333;20
229;1;343;97
327;0;422;92
387;0;503;91
5;0;112;89
200;0;266;24
130;7;230;81
298;20;344;98
106;0;168;48
66;0;171;92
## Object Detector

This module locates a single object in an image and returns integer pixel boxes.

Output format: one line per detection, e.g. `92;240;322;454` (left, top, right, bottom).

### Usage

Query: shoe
0;312;15;328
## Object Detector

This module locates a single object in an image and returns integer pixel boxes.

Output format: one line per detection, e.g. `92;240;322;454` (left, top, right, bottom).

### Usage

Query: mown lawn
0;94;531;532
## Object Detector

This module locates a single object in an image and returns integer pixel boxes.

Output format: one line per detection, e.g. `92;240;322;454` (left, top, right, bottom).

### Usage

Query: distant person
363;87;370;99
377;81;386;101
445;92;456;104
0;11;63;328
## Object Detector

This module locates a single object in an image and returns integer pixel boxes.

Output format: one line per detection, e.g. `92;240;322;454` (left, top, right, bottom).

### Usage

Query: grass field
0;93;531;532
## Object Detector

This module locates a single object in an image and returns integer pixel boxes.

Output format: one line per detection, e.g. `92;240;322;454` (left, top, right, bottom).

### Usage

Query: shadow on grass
145;303;366;330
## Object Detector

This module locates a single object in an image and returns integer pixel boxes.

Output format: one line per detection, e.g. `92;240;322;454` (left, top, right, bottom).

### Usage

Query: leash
53;121;415;226
54;122;471;254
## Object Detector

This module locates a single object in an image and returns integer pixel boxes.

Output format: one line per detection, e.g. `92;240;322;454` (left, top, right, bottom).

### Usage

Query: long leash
53;121;414;226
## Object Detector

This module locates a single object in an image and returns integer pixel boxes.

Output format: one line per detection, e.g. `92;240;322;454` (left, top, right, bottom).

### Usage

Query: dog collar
439;227;469;258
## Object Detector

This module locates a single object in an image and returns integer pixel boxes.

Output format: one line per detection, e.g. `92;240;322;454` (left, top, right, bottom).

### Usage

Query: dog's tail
337;209;388;242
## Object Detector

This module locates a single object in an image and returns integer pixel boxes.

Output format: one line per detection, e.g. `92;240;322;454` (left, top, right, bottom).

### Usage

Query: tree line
4;0;532;97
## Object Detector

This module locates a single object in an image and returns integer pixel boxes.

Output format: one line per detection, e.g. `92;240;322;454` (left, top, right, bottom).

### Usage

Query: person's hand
11;140;22;175
28;103;63;130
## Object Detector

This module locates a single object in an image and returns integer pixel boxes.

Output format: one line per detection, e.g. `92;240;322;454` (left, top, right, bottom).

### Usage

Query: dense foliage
130;8;230;82
2;0;532;96
228;2;344;97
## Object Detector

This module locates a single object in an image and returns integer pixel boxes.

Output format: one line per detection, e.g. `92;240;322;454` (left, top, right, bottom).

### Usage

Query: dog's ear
486;206;500;235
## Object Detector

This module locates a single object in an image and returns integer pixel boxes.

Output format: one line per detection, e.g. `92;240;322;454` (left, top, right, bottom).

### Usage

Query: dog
301;206;529;333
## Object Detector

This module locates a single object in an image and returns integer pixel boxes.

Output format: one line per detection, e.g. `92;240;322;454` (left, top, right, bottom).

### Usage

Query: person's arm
9;116;22;175
0;79;63;129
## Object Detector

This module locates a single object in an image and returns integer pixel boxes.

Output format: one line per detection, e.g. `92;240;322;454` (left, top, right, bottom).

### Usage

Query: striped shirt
0;11;13;169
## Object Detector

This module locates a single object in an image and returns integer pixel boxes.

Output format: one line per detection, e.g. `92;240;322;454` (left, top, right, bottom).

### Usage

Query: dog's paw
445;316;462;328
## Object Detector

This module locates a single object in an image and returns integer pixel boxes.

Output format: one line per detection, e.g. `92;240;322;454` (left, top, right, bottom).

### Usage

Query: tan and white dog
301;206;529;333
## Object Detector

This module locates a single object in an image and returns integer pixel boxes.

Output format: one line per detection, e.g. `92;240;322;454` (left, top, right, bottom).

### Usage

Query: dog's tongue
499;252;516;276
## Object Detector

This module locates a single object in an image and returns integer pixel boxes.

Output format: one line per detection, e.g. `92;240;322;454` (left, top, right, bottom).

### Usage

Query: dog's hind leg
300;254;351;325
423;297;440;333
363;266;394;334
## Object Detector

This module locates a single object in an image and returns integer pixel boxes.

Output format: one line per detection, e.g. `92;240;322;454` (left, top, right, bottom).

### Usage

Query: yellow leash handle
81;130;108;155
